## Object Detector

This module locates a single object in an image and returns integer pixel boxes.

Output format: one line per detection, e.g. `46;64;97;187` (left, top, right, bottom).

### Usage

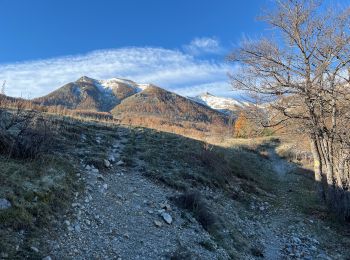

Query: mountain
34;76;147;111
31;76;231;136
112;85;228;125
190;92;250;115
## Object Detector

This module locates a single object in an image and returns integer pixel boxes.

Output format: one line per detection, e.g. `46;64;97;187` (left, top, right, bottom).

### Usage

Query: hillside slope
112;85;229;136
1;112;349;259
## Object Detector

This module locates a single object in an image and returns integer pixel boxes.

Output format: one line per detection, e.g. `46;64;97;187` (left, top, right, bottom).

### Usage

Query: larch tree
228;0;350;219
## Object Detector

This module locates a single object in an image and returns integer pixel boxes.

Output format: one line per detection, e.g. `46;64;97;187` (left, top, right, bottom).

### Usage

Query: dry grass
0;112;119;258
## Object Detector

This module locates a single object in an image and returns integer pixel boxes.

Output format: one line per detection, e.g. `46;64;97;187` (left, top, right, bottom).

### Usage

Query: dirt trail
46;130;229;260
258;146;336;260
44;134;348;259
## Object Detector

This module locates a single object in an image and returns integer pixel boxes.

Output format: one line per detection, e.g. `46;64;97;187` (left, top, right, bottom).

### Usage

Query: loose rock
116;160;124;166
30;246;39;253
154;220;163;227
161;212;173;224
104;159;111;168
0;198;11;210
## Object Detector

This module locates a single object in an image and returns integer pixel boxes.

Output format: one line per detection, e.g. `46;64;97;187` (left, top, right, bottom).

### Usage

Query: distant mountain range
34;76;249;115
3;76;252;135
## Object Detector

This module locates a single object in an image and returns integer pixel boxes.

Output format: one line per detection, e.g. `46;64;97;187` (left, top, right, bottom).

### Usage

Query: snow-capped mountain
34;76;151;111
190;92;250;114
98;77;150;93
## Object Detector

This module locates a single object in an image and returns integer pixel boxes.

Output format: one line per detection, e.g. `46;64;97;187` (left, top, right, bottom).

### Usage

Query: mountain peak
77;76;96;83
191;92;250;114
200;91;213;96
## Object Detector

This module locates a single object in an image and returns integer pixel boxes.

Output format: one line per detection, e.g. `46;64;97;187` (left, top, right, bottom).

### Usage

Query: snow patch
98;78;150;93
191;92;250;110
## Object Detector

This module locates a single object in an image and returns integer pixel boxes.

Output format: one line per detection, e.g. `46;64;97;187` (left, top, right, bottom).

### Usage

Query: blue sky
0;0;269;98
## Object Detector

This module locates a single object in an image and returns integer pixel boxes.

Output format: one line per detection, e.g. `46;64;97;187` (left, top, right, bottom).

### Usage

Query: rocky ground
33;131;350;260
256;148;339;260
44;129;229;260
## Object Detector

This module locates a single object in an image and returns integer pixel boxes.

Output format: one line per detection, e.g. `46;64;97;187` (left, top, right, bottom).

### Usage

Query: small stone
103;184;108;190
74;224;81;232
30;246;39;253
85;165;92;170
292;237;301;244
108;154;116;162
104;159;111;168
154;220;163;227
116;160;124;166
64;220;70;226
96;174;105;181
85;220;91;225
91;168;99;174
42;256;52;260
160;202;172;211
0;198;11;210
161;212;173;224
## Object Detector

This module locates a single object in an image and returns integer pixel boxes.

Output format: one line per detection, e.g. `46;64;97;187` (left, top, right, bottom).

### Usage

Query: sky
0;0;270;98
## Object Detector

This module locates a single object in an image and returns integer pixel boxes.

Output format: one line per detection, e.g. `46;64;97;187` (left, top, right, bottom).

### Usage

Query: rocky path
46;130;229;260
258;147;335;260
43;134;349;260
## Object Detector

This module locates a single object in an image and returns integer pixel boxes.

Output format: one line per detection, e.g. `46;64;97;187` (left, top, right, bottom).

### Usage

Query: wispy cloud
183;37;223;56
0;45;235;98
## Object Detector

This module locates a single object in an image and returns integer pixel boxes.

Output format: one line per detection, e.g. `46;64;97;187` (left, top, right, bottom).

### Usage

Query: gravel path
259;147;334;260
46;130;229;259
43;135;348;260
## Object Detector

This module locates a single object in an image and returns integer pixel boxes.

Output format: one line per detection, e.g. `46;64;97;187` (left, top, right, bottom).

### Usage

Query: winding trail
44;134;348;259
258;145;334;260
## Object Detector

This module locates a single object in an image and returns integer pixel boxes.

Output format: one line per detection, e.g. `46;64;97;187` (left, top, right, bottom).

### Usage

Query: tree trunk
310;136;326;200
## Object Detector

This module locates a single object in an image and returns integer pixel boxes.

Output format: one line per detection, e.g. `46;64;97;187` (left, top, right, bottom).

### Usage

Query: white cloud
183;37;223;55
0;46;235;98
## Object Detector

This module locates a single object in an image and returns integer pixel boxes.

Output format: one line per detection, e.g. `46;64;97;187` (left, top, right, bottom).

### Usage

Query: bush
0;106;55;159
173;192;217;231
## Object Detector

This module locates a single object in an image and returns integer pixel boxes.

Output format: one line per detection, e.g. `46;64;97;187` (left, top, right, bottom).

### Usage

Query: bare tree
228;0;350;219
1;80;6;95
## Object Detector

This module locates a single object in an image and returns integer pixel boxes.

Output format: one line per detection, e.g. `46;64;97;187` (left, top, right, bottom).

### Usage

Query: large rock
0;198;11;210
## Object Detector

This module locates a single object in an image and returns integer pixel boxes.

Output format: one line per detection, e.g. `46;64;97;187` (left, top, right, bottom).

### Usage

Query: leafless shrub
0;102;54;159
173;192;217;231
